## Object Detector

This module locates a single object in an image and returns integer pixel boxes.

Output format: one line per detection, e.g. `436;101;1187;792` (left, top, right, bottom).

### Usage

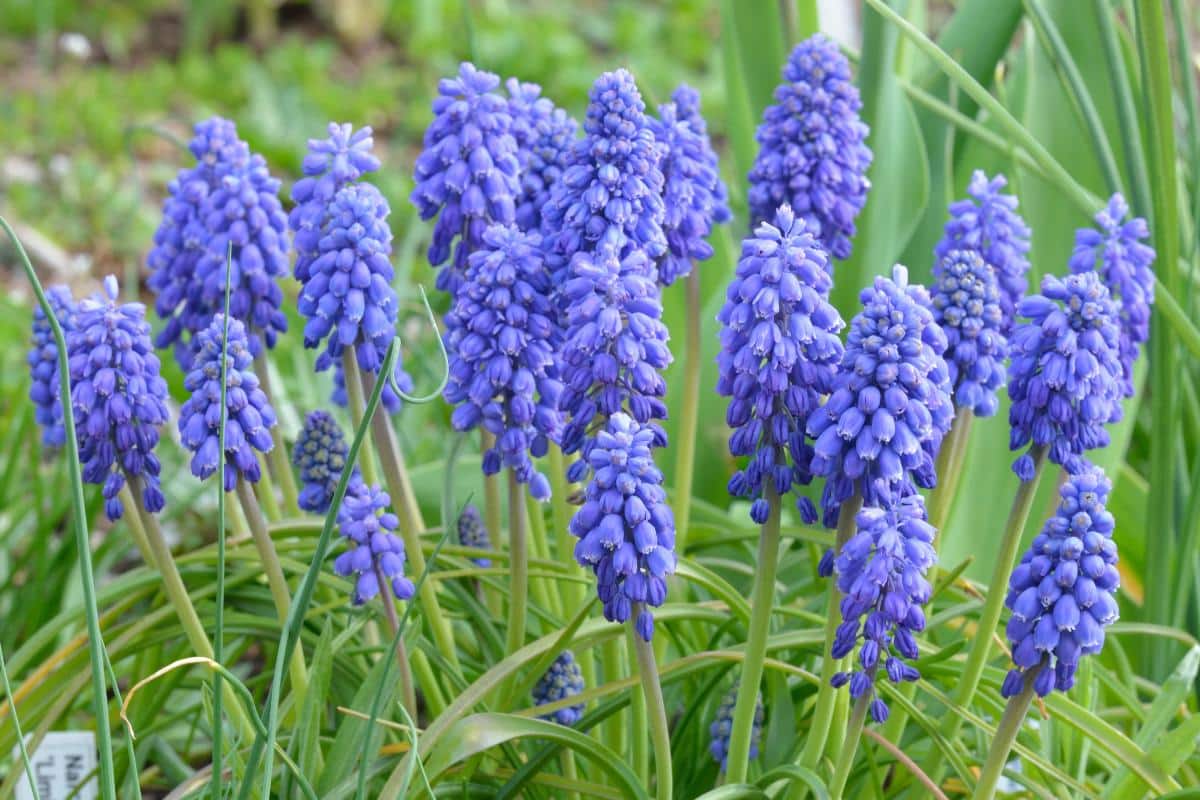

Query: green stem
673;268;703;559
726;485;782;783
526;492;564;621
1093;0;1151;218
799;494;862;772
254;452;283;522
235;478;309;695
506;470;529;660
4;216;117;800
930;408;975;543
254;354;300;513
971;669;1039;800
931;446;1046;780
629;626;649;787
340;352;380;487
828;695;870;799
632;609;674;800
373;562;418;721
549;444;585;614
353;363;461;676
126;474;256;743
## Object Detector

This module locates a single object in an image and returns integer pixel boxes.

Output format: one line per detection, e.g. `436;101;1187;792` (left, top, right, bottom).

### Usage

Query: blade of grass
0;216;117;800
1093;0;1152;218
0;640;39;800
1136;0;1183;680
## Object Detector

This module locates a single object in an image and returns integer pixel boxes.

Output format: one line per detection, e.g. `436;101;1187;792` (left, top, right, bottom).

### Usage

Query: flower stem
601;638;628;758
799;493;862;772
253;353;300;513
929;408;975;537
253;452;283;522
235;477;309;695
373;562;418;721
932;446;1046;780
349;359;461;675
548;444;585;613
672;267;703;559
828;694;870;799
340;353;381;487
628;625;649;786
125;474;257;743
971;669;1039;800
526;491;564;620
726;484;783;783
632;606;674;800
505;470;529;659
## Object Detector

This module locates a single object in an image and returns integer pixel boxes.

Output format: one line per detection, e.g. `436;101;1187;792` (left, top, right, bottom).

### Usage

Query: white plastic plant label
13;732;98;800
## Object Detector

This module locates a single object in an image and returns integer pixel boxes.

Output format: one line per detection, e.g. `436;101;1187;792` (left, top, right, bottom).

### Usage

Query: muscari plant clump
20;27;1170;800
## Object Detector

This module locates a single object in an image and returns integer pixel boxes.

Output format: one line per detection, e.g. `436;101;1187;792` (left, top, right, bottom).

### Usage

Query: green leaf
832;0;930;313
424;713;650;800
293;621;335;785
315;640;401;795
1104;645;1200;799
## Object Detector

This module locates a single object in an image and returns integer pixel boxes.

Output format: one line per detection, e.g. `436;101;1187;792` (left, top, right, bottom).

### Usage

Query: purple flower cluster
569;413;675;640
650;84;730;286
717;206;845;524
298;183;399;374
293;410;357;514
559;248;671;468
1008;272;1123;480
443;225;563;500
411;62;521;293
1068;193;1155;396
148;117;288;368
334;482;416;605
540;69;667;289
29;285;76;447
67;277;169;520
807;267;953;526
291;123;413;411
1003;465;1118;697
291;123;381;283
178;315;277;491
935;171;1031;331
531;650;586;725
506;78;578;234
829;491;935;722
457;504;492;567
709;682;764;772
929;249;1008;416
747;34;872;261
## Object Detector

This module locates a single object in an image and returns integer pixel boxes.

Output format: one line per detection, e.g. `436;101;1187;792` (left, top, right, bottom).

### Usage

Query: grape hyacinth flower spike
1007;272;1123;479
177;314;277;491
748;33;872;261
29;285;76;447
569;412;675;640
290;123;411;413
506;77;578;234
1002;464;1118;697
936;170;1032;331
334;482;416;604
929;249;1009;416
297;182;399;376
67;276;170;520
148;116;289;367
412;62;521;293
443;224;563;500
829;489;936;721
293;410;358;514
717;205;844;524
531;650;586;725
541;68;668;295
1068;193;1155;397
807;265;953;527
651;84;731;286
709;682;765;772
457;504;492;567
